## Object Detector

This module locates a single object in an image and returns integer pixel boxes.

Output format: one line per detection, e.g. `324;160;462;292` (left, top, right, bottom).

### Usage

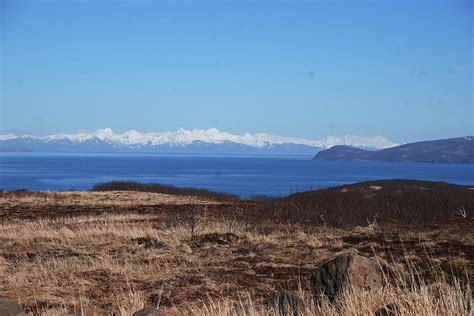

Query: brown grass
91;181;239;200
0;189;472;315
273;179;474;228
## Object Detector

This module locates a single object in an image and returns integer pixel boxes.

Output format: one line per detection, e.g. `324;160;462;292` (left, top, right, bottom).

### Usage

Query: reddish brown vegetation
91;181;239;200
271;179;474;228
0;180;472;314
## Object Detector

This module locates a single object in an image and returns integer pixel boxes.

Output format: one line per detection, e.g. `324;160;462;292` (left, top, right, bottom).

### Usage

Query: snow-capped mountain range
0;128;397;155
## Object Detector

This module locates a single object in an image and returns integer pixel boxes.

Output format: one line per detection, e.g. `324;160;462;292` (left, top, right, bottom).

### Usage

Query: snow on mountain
1;128;397;150
316;135;397;150
0;134;18;141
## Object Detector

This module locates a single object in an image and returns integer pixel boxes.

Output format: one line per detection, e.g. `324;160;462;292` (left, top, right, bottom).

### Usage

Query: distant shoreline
3;179;473;200
2;154;472;197
314;136;474;164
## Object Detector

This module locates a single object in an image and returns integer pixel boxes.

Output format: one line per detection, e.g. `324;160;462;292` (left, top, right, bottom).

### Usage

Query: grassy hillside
0;181;472;315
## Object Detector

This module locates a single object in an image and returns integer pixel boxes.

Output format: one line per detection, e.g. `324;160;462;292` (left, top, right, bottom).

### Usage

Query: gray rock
272;290;305;316
310;251;382;304
132;306;166;316
0;299;27;316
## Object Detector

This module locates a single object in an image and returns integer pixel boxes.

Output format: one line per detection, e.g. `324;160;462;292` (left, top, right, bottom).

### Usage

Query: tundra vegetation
0;180;472;315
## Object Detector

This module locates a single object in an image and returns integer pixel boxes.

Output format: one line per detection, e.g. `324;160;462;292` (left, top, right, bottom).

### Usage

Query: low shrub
91;181;239;200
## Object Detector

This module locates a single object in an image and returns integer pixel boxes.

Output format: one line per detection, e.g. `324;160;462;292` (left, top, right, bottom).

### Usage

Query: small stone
132;306;166;316
0;300;27;316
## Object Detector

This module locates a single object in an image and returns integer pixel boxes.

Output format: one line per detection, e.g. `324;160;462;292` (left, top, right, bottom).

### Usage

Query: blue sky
1;0;472;143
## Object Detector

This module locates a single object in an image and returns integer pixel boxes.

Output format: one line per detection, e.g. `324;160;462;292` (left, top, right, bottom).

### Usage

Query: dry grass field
0;183;472;315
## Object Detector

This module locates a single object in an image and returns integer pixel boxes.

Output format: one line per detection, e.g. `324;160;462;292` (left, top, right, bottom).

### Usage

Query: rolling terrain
0;180;472;315
314;136;474;163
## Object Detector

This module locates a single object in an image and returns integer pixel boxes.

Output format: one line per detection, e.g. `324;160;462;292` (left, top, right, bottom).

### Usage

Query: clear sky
1;0;472;143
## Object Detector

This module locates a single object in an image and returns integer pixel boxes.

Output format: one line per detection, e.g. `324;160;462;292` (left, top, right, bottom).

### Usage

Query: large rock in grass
310;251;382;304
0;300;27;316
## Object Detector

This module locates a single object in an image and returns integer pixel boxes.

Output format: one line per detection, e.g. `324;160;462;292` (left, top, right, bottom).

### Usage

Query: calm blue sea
0;153;473;197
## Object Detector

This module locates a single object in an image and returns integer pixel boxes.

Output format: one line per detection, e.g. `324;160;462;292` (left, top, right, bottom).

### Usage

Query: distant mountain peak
0;128;398;154
0;134;17;141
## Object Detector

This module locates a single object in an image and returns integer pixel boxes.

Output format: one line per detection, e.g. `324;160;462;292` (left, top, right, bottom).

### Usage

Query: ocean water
0;152;473;198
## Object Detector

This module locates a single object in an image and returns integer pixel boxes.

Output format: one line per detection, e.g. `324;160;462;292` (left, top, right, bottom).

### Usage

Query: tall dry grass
0;191;471;315
38;277;471;315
